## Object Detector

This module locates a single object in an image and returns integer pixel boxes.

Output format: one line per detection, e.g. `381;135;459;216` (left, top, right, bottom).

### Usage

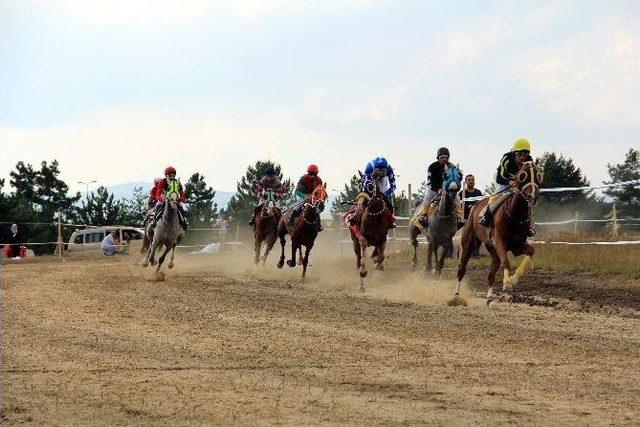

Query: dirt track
2;251;639;425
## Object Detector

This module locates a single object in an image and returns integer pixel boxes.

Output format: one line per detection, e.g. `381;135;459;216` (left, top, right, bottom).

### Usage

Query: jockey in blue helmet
360;156;397;227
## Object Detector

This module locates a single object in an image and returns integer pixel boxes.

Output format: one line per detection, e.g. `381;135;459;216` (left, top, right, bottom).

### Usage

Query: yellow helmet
512;138;531;152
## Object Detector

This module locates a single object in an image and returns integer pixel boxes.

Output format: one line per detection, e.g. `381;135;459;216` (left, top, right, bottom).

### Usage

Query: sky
1;0;639;196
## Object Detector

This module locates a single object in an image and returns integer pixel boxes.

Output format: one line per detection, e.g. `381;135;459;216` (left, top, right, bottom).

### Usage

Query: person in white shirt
101;231;117;256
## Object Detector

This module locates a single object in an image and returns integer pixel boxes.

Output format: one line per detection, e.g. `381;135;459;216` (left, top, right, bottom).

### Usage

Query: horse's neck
163;205;178;224
506;192;530;225
438;193;454;216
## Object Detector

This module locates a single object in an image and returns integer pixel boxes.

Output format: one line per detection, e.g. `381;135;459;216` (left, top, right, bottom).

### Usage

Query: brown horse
253;189;282;267
455;161;543;303
277;184;328;281
349;182;391;292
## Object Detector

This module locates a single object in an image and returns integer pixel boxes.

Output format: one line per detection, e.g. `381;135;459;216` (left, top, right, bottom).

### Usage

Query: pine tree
605;148;640;216
330;173;362;220
226;161;292;222
76;186;126;226
121;186;149;226
539;152;590;204
185;173;217;226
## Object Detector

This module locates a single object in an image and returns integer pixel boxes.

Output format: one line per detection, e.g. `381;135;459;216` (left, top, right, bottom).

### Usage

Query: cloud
509;15;640;123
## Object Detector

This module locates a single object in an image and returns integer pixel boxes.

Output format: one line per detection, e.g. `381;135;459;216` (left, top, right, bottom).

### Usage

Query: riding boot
178;205;188;230
479;206;492;227
455;204;466;229
151;204;163;227
288;205;300;226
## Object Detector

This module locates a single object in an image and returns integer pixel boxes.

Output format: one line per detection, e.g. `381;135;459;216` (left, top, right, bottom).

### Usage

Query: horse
142;192;185;278
409;165;462;275
349;181;391;292
454;160;543;304
253;189;282;267
277;184;327;281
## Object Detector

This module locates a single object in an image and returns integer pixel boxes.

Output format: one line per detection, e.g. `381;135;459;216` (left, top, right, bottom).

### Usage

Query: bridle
303;187;326;225
514;161;542;207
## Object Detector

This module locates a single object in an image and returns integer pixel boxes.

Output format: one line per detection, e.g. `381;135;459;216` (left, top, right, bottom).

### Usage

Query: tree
226;161;292;223
330;173;362;220
75;186;126;226
5;160;80;254
121;186;148;226
185;173;217;226
605;148;640;216
539;152;590;204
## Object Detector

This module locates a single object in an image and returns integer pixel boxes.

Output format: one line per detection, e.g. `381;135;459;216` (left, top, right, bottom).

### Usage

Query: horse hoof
359;286;365;293
150;259;156;266
503;283;513;293
411;261;417;268
508;275;520;287
359;270;367;278
167;262;174;269
486;291;498;305
286;260;295;267
142;260;149;267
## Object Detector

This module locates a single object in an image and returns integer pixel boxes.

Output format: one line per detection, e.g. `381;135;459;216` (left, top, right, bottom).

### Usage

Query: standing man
459;175;483;257
215;212;229;247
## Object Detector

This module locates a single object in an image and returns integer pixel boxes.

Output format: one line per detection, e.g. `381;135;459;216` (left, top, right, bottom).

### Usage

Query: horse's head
516;160;544;206
310;184;328;213
443;165;462;195
263;189;278;217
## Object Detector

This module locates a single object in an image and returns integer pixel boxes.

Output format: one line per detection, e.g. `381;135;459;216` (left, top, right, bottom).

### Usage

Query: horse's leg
508;243;535;287
492;238;513;292
359;241;368;279
146;235;160;266
298;247;303;265
410;227;419;268
376;243;386;271
426;238;434;274
254;235;262;266
301;243;313;281
483;245;501;301
455;226;476;295
155;244;171;274
277;229;286;269
287;243;297;267
262;233;278;266
437;239;451;275
167;244;176;269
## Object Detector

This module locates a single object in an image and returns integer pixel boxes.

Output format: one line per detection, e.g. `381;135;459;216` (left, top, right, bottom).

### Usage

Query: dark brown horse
253;189;281;267
455;160;543;303
349;182;391;292
277;185;328;281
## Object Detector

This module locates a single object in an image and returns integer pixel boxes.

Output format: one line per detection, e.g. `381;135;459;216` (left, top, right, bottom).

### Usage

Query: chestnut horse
277;184;328;281
253;189;281;266
349;182;391;292
455;160;543;303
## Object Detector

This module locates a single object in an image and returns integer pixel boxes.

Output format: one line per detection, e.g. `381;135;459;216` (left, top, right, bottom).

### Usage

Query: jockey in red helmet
288;164;324;230
151;166;188;230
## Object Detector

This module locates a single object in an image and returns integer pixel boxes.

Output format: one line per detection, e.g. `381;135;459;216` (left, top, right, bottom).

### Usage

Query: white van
68;227;144;252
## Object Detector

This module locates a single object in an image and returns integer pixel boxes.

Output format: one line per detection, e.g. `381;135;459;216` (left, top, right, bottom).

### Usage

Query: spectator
459;175;483;257
3;224;22;258
101;230;117;256
215;213;228;246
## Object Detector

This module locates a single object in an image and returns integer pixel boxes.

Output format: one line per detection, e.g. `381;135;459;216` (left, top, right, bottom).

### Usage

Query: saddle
479;189;515;218
410;197;440;230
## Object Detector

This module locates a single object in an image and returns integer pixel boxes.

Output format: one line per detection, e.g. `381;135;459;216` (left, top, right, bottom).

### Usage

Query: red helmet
307;164;319;174
153;177;163;185
164;166;176;176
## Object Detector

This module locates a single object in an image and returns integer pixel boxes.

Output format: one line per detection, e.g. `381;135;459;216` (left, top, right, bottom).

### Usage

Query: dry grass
465;243;640;279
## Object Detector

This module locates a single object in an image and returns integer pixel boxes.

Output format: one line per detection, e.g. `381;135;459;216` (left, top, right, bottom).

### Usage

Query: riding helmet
372;157;388;169
436;147;450;159
512;138;531;153
265;165;275;175
164;166;177;176
307;164;319;174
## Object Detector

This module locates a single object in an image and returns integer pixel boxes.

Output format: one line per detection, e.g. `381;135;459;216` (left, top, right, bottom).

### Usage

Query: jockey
479;138;535;235
420;147;464;226
148;178;163;210
151;166;188;230
288;164;323;228
248;165;285;226
359;156;397;228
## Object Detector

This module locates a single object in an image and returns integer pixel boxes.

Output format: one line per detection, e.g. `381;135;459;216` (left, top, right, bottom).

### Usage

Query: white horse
142;192;184;277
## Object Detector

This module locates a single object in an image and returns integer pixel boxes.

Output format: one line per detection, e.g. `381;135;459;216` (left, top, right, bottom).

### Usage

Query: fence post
408;183;413;217
611;204;619;239
573;211;579;237
56;208;63;259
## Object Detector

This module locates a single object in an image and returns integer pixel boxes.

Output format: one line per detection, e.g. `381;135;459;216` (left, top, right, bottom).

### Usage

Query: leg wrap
515;255;532;277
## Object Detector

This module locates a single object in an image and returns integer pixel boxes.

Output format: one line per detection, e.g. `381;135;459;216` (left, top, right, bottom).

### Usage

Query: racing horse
409;165;462;275
142;189;185;278
277;184;328;281
455;160;543;303
348;181;392;292
253;189;282;267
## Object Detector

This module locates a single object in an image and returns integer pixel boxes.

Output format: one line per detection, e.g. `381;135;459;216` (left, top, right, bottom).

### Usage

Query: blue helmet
372;157;388;169
265;165;275;175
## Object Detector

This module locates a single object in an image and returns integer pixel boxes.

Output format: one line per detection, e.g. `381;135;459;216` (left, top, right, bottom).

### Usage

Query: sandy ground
1;248;639;425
